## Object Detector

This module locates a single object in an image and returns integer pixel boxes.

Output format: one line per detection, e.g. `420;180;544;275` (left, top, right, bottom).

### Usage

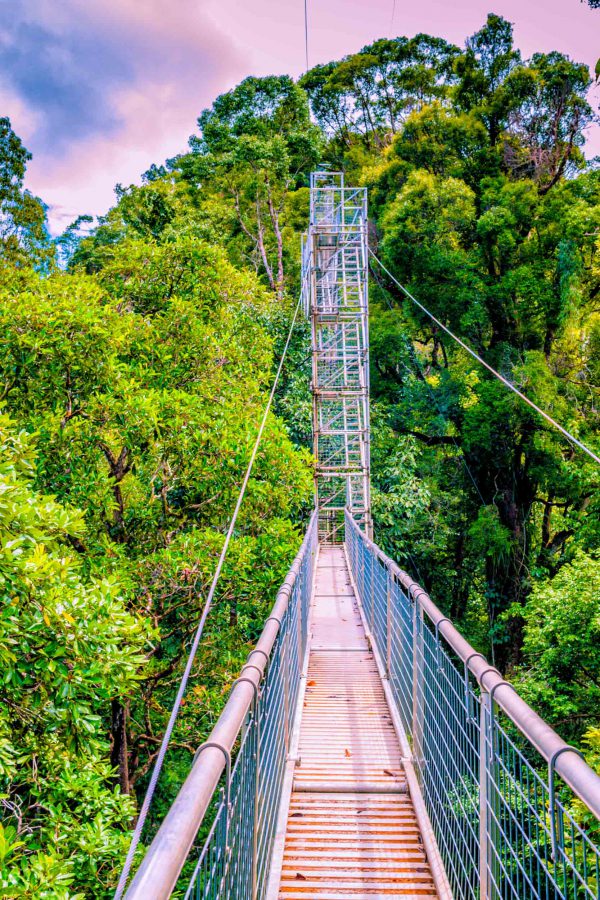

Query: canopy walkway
273;543;440;899
122;174;600;900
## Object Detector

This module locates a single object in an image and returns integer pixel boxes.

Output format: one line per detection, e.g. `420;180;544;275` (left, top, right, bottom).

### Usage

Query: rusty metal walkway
273;544;438;898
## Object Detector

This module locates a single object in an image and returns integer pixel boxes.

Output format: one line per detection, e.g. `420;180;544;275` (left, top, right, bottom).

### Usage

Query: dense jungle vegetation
0;12;599;896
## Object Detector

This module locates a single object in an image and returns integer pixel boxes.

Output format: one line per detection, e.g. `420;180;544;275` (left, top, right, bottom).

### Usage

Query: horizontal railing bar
345;513;600;821
125;511;318;900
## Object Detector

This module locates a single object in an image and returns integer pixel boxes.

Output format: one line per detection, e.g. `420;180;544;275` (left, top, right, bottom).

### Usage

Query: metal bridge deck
275;545;437;898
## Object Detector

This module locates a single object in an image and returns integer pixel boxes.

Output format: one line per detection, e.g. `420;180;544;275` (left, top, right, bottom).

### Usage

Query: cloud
0;0;598;234
0;0;248;231
0;6;131;149
33;81;214;234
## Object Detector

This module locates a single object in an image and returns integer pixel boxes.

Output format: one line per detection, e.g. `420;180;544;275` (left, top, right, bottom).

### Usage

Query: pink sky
1;0;598;233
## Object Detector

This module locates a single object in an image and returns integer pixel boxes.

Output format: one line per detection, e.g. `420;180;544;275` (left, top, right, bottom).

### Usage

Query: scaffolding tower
302;171;371;542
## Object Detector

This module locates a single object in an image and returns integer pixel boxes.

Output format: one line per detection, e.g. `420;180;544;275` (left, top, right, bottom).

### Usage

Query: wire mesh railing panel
222;725;255;900
484;714;600;900
180;516;318;900
345;511;600;900
377;558;390;653
256;627;286;896
389;575;414;737
417;619;480;898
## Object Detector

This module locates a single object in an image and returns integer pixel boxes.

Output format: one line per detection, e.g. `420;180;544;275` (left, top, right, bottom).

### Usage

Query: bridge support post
385;569;392;678
479;690;490;900
283;626;290;754
370;549;375;633
251;692;260;900
412;598;424;765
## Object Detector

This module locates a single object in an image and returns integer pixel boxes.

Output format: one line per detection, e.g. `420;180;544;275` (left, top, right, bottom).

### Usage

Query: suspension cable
369;249;600;467
304;0;309;71
370;260;487;506
114;291;304;900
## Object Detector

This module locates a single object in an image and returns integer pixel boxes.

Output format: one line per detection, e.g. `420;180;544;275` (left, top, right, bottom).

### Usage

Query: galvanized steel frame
302;171;371;543
125;512;318;900
345;510;600;900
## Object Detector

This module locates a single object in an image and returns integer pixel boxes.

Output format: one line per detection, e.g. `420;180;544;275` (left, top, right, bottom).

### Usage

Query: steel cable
369;249;600;467
304;0;309;71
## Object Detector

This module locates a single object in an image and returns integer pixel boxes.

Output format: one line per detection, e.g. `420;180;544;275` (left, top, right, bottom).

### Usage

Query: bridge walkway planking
273;544;438;899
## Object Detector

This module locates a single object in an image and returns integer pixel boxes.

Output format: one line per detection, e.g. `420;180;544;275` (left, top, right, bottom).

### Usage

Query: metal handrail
344;513;600;818
125;511;318;899
124;508;600;899
345;510;600;900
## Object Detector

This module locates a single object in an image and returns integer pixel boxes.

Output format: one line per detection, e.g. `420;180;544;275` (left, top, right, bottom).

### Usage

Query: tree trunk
255;197;276;293
98;443;131;543
265;178;285;299
488;479;534;672
111;699;131;794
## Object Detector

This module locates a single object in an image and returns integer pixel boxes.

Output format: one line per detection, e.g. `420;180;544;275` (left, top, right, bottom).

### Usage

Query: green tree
513;551;600;740
0;415;147;896
300;35;459;167
368;17;599;668
182;76;322;296
454;16;593;185
0;233;313;798
0;117;51;269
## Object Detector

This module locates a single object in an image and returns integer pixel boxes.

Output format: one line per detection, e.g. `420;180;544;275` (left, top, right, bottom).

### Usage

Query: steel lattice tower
302;172;371;542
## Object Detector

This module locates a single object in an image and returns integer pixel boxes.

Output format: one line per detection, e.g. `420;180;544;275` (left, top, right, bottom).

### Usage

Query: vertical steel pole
386;568;392;678
412;597;424;763
479;690;490;900
369;553;375;637
251;693;260;900
310;233;320;538
283;623;290;753
361;201;372;540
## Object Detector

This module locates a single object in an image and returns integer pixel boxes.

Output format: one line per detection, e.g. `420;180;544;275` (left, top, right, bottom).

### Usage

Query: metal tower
302;171;371;542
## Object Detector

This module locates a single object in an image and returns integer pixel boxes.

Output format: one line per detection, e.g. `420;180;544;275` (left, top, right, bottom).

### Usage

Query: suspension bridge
120;173;600;900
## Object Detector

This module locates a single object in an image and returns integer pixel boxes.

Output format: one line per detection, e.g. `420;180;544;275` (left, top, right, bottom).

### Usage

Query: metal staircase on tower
302;172;371;542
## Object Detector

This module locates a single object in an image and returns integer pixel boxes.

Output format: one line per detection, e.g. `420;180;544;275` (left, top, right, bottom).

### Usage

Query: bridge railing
125;512;318;900
345;511;600;900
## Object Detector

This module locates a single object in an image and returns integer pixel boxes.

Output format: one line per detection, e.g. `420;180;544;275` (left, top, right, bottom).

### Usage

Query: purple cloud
0;0;596;234
0;0;247;230
0;0;243;154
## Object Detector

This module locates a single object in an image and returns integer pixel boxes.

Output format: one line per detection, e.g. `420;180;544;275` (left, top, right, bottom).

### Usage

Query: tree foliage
0;118;51;269
0;135;312;891
357;16;600;673
0;415;146;896
182;76;322;297
1;11;599;893
512;551;600;739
